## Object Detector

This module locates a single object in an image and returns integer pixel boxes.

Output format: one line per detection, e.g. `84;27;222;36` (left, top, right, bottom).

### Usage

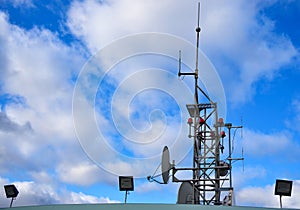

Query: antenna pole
225;124;243;189
192;3;201;204
195;2;200;73
195;1;201;104
178;50;182;77
228;125;233;188
178;3;202;104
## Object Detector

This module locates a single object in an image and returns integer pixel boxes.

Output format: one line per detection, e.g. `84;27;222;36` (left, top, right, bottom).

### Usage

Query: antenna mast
149;2;243;206
175;2;243;205
195;1;200;104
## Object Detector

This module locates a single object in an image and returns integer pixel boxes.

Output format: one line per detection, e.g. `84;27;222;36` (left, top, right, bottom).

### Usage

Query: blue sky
0;0;300;208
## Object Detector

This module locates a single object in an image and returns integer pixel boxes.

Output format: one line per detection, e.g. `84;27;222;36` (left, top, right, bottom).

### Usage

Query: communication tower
148;2;243;205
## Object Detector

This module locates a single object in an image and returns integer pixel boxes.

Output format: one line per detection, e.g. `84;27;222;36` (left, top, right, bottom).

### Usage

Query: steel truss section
186;102;225;205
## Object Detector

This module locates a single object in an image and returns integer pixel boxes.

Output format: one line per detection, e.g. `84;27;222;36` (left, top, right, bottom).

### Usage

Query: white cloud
201;1;298;104
3;0;34;8
236;184;278;207
67;0;298;106
0;177;119;208
66;0;299;169
0;11;85;139
56;161;104;186
67;0;196;53
135;182;163;194
236;180;300;208
66;192;119;204
0;0;299;206
241;129;296;157
0;111;32;133
233;165;267;190
0;9;103;190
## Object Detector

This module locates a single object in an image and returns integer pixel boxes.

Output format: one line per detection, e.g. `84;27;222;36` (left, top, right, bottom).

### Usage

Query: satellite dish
177;182;199;204
161;146;171;184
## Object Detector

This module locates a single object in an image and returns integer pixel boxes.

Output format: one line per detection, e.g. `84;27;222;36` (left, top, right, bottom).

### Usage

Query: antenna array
148;2;243;205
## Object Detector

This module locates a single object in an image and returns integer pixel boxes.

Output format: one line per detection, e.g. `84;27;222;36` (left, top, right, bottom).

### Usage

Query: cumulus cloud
240;128;300;162
0;111;32;133
56;161;104;186
0;0;181;206
236;180;300;208
0;9;112;203
3;0;34;8
66;192;119;204
233;165;267;190
242;129;292;157
67;0;298;105
67;0;196;53
201;1;298;104
0;10;83;156
0;177;119;208
226;127;300;207
66;0;299;160
0;0;299;206
0;11;85;139
135;182;163;194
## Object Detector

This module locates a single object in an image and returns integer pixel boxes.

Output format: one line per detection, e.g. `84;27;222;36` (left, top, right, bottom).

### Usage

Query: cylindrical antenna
194;2;201;104
195;2;201;72
178;50;182;77
197;2;200;27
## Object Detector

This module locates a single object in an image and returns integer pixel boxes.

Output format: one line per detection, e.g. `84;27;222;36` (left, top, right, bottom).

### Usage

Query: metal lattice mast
149;2;243;206
179;2;225;205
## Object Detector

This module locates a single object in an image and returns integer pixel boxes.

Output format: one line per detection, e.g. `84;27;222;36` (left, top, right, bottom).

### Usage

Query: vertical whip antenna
178;50;182;77
195;1;201;73
242;147;245;172
241;116;243;138
194;2;201;104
